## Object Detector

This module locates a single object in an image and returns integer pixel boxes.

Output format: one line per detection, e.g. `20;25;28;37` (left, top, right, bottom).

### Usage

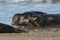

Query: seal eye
14;16;18;21
14;18;16;21
12;16;18;25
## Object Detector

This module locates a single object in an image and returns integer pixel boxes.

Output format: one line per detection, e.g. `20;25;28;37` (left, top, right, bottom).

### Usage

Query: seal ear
47;17;53;21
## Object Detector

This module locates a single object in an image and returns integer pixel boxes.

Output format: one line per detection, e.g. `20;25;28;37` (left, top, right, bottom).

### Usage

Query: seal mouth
12;25;30;32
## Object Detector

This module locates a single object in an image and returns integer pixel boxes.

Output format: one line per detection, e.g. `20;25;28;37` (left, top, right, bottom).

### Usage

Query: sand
0;33;60;40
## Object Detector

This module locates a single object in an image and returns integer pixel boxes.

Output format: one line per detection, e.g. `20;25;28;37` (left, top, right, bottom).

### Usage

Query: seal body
12;11;60;30
45;14;60;25
12;11;47;30
0;23;27;33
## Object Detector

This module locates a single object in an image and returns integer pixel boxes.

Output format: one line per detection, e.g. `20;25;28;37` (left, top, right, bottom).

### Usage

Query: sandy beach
0;33;60;40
